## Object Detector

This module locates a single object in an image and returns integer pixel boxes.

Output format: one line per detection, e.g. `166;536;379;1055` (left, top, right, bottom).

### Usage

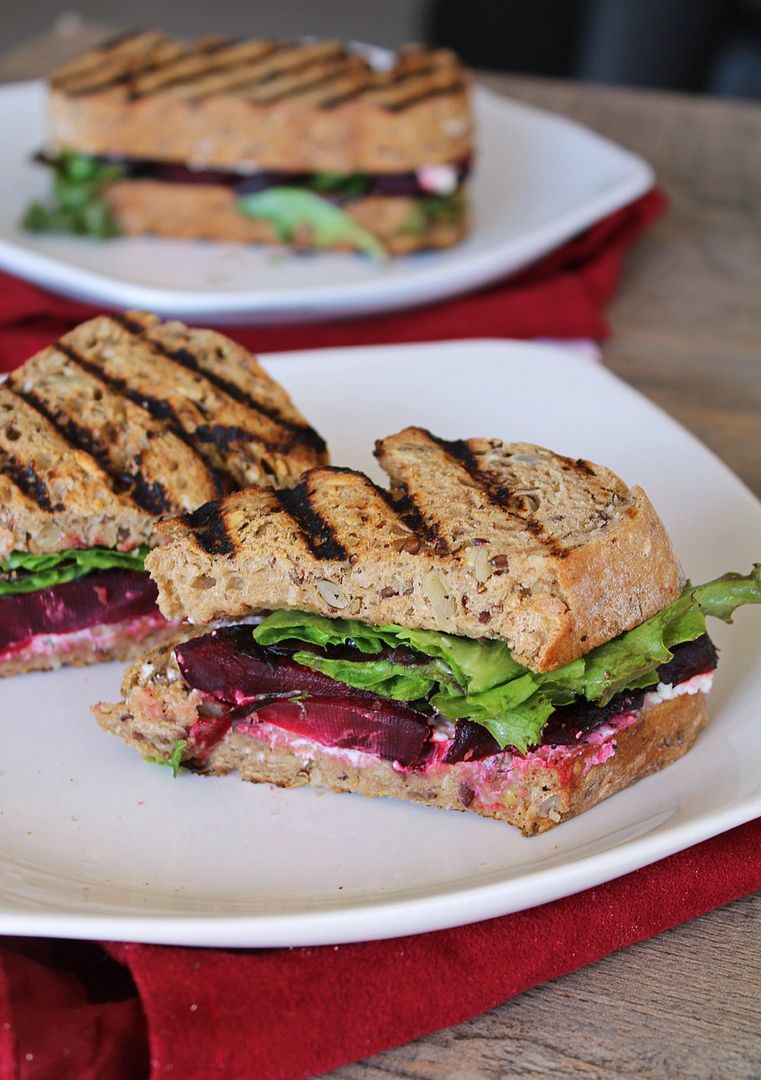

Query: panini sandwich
0;310;326;675
25;32;473;256
95;427;759;834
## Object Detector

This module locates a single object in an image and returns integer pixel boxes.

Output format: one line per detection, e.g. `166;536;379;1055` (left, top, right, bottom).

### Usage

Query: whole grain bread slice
103;182;468;253
0;312;327;558
93;639;707;836
146;427;682;672
49;35;472;172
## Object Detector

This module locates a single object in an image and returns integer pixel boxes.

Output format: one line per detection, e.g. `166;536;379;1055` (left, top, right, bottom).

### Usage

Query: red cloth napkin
1;819;758;1080
6;189;759;1080
0;188;666;371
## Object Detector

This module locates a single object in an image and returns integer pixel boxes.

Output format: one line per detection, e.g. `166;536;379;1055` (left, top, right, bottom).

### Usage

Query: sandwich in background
95;427;760;834
0;310;327;675
25;32;473;257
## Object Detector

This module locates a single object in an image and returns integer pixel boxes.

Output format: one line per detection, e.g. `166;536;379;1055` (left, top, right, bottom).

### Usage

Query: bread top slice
48;34;472;172
0;312;326;557
146;427;682;672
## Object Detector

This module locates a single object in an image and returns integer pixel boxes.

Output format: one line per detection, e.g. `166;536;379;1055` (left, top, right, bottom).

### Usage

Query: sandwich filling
24;151;469;254
0;546;167;660
159;567;759;775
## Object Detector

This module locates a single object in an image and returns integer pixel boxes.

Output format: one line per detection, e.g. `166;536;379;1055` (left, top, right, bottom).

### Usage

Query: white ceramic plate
0;339;758;947
0;80;653;324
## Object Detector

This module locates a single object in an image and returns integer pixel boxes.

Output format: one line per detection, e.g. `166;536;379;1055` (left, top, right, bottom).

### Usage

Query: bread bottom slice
94;642;709;835
0;614;181;677
105;181;468;254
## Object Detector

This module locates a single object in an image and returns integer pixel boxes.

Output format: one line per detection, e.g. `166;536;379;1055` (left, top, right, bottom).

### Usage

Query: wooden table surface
1;31;759;1080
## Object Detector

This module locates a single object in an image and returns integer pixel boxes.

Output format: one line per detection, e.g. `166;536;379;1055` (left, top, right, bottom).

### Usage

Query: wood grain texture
330;893;761;1080
0;32;759;1078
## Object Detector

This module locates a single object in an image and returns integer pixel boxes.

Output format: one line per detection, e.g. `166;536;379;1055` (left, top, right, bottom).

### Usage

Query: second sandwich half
0;311;327;675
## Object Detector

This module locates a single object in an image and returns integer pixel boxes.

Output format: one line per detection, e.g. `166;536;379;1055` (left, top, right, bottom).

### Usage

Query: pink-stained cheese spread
0;611;172;665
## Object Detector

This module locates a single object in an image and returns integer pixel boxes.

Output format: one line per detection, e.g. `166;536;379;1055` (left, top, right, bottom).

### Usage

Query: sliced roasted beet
443;720;501;764
176;627;380;705
0;570;160;651
655;634;717;687
250;695;432;767
189;712;234;763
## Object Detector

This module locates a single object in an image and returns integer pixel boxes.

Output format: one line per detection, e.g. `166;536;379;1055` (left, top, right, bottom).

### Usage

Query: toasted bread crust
94;641;708;835
0;312;327;558
49;35;472;172
147;428;682;671
104;181;468;253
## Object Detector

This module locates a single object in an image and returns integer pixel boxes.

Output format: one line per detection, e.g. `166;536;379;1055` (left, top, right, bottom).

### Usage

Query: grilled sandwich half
26;33;473;256
0;311;327;675
95;427;760;834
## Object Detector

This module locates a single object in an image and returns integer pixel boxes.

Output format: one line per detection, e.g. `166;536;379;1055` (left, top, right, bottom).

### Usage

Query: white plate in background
0;80;653;323
0;339;758;947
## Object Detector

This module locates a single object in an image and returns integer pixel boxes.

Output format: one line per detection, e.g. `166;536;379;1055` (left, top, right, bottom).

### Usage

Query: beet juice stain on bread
24;31;473;257
0;311;327;676
94;427;760;835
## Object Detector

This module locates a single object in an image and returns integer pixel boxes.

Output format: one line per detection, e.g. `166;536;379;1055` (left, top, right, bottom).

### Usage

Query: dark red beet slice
175;627;380;705
0;570;160;651
189;713;234;763
251;695;432;766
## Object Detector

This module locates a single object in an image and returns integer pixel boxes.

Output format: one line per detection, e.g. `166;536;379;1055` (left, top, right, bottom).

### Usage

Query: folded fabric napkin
0;189;666;371
6;188;757;1080
1;820;758;1080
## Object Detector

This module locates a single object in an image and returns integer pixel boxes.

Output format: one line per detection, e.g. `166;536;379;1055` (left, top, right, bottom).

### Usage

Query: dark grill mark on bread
423;430;513;508
182;501;235;556
54;341;231;497
385;81;466;112
320;63;439;108
416;429;573;558
388;480;448;552
254;64;353;105
109;311;151;335
139;335;327;456
275;483;348;560
216;47;348;98
195;423;254;450
0;450;59;511
6;383;171;514
129;42;285;98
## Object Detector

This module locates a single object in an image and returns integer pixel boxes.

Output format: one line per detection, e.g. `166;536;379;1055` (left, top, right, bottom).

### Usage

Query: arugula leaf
0;546;149;596
237;187;388;260
23;151;124;238
147;739;187;778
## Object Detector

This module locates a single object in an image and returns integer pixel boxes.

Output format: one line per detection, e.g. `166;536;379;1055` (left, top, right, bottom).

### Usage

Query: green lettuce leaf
0;546;149;596
252;565;760;752
237;187;388;260
23;151;124;238
291;651;441;701
402;192;466;234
